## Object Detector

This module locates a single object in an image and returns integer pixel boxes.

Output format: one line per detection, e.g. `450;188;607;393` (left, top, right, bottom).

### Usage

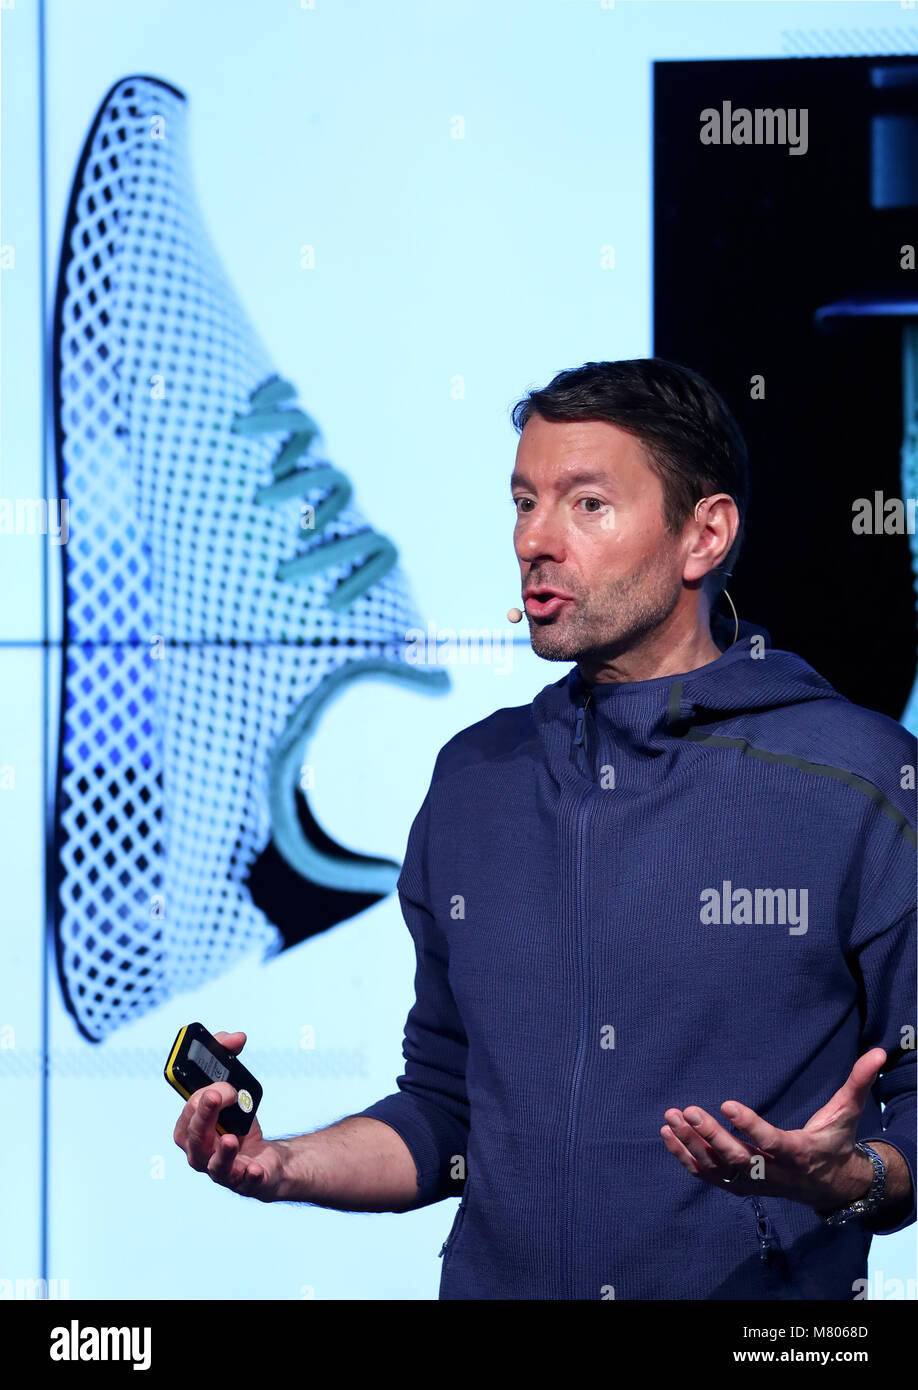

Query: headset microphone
507;607;523;623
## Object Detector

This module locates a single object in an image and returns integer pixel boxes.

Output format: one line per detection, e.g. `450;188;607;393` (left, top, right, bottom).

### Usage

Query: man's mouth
524;592;573;618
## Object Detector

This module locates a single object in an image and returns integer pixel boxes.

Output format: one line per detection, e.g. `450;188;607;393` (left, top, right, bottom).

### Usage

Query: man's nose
515;504;566;563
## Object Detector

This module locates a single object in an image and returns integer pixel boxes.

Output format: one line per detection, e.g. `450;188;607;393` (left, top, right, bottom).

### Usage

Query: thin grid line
38;0;50;1290
0;637;536;648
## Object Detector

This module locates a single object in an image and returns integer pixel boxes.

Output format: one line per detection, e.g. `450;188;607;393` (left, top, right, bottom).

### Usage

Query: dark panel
654;55;917;718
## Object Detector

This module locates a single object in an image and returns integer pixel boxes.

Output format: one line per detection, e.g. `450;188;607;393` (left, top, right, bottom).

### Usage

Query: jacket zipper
438;1194;468;1260
573;691;592;749
570;679;778;1290
561;684;595;1297
749;1196;778;1261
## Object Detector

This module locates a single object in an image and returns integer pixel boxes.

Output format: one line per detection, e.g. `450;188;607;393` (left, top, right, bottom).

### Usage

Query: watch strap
822;1141;887;1227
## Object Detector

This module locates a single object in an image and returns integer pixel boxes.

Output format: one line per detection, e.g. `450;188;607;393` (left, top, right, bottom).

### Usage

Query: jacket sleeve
853;896;917;1235
354;775;471;1209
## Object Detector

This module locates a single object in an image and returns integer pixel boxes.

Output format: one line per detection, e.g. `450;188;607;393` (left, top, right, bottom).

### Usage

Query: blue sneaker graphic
52;75;449;1042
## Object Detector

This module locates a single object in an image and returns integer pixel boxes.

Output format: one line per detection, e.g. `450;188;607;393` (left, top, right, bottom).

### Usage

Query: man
174;358;916;1300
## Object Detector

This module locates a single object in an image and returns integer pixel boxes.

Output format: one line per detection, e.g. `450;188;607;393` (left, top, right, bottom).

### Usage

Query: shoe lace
232;374;398;612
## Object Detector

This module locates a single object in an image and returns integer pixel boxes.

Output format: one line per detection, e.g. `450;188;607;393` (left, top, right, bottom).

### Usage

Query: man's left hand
660;1047;902;1211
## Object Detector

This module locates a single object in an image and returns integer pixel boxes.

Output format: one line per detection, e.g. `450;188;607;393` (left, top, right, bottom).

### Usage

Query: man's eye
512;498;534;513
578;498;605;512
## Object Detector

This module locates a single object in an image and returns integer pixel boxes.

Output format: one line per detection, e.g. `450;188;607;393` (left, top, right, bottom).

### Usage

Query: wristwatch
821;1141;887;1226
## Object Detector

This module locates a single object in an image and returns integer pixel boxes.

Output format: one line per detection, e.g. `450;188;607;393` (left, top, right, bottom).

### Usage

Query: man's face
511;415;691;665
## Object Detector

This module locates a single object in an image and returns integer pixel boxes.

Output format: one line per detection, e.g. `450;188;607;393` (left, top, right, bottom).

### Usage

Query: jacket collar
531;615;843;776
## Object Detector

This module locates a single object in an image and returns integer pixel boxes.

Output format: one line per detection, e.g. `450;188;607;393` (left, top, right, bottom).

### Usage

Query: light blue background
1;0;916;1300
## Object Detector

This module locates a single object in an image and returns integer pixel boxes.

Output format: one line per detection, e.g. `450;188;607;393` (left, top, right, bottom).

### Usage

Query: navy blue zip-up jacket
358;616;917;1299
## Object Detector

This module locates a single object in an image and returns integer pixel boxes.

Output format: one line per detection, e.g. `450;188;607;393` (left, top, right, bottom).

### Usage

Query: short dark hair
510;358;749;600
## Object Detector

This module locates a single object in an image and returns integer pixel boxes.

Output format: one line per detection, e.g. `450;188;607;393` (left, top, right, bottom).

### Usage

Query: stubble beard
527;555;683;664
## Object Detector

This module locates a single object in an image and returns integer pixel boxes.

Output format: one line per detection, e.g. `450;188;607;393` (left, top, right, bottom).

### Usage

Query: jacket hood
532;611;848;769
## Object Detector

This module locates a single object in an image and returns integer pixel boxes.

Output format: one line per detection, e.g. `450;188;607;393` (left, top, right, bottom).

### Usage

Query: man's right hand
173;1030;283;1201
